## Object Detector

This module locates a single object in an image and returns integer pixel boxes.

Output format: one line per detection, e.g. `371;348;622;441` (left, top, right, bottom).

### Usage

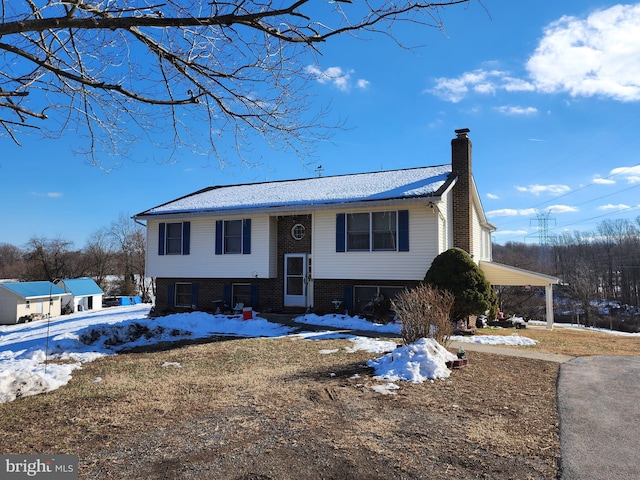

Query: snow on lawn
450;334;538;346
0;305;547;404
295;313;401;334
0;305;293;403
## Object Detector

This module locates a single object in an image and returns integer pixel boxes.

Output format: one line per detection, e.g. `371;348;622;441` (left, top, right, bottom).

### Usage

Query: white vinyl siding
313;205;439;281
146;216;273;279
471;202;492;262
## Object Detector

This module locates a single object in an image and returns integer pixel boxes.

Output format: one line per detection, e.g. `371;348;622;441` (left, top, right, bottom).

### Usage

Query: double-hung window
223;220;242;254
346;211;397;251
166;223;184;255
337;210;408;252
215;219;251;255
158;222;191;255
371;211;397;250
347;213;371;251
175;283;192;307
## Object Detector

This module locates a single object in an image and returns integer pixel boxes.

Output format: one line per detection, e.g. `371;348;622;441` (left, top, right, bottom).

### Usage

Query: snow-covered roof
137;165;453;217
0;281;66;299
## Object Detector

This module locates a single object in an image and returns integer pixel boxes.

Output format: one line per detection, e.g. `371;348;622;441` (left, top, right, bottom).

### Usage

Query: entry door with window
284;253;308;307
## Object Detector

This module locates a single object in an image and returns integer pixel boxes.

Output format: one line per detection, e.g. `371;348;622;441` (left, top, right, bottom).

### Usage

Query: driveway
557;356;640;480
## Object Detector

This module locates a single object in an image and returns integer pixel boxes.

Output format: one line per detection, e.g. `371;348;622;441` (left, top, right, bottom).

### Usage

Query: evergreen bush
424;248;498;322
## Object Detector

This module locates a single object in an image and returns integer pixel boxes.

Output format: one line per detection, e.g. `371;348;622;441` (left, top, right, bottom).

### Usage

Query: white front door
284;253;307;307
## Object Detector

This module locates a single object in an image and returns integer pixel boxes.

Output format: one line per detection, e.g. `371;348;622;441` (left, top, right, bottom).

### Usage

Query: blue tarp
118;296;142;306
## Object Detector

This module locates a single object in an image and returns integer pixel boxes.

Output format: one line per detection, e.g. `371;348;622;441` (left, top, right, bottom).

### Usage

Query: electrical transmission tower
530;210;556;268
530;210;556;246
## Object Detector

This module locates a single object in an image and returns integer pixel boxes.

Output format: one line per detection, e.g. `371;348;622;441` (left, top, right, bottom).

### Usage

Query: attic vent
291;224;306;240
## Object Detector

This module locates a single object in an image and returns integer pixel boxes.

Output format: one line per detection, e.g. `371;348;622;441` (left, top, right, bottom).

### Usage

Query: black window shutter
398;210;409;252
167;283;175;307
182;221;191;255
242;219;251;254
190;283;198;308
250;284;258;308
336;214;346;252
342;285;353;313
158;222;166;256
215;220;223;255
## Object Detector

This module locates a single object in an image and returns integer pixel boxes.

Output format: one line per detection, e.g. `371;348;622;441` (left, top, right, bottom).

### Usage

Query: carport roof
479;261;560;287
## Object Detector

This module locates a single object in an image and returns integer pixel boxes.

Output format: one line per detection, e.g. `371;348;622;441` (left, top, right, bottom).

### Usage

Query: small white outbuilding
57;278;104;313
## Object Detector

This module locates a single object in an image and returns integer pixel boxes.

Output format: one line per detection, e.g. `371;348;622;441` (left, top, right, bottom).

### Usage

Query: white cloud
610;165;640;183
429;4;640;103
494;105;538;115
306;65;369;92
546;204;579;214
30;192;62;198
486;193;500;200
492;229;529;237
486;208;537;217
356;79;371;90
592;175;616;185
526;4;640;102
515;184;571;195
429;69;529;102
597;203;632;211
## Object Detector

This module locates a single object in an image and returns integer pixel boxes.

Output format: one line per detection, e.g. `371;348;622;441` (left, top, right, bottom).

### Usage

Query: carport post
545;284;554;329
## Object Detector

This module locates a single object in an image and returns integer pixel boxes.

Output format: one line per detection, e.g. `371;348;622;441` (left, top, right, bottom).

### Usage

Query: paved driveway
557;356;640;480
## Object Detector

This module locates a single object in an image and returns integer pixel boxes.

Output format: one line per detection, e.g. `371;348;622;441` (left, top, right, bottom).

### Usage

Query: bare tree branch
0;0;472;167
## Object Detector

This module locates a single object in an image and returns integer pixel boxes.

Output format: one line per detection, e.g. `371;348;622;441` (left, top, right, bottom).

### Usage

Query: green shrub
424;248;498;322
392;283;455;346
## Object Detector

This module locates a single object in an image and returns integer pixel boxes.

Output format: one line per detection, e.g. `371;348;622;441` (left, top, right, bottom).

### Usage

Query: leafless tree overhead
1;0;471;167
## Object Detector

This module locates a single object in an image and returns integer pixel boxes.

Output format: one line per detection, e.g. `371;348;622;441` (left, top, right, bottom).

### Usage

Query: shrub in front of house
424;248;498;324
393;283;454;346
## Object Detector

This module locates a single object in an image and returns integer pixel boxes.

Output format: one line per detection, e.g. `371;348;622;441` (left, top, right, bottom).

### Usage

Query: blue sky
2;0;640;248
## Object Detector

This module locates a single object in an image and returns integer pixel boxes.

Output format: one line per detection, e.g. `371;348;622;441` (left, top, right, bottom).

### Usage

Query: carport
479;261;561;329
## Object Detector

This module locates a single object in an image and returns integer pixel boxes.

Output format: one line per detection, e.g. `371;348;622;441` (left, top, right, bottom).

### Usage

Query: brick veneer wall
313;278;421;315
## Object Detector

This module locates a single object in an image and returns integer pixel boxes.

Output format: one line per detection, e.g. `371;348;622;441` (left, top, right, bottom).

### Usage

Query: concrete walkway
448;340;574;363
262;314;638;480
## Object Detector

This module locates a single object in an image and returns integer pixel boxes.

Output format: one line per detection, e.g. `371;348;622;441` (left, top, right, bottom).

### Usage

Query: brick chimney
451;128;473;256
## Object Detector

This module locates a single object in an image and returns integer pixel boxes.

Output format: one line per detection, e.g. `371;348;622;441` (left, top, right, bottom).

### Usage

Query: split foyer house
135;129;559;327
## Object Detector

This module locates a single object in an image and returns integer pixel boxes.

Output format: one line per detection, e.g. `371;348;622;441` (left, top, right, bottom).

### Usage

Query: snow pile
296;313;400;334
451;334;538;346
367;338;457;383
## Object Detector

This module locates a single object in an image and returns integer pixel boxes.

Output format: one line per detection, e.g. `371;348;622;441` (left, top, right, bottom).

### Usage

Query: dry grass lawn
0;325;636;479
480;324;639;357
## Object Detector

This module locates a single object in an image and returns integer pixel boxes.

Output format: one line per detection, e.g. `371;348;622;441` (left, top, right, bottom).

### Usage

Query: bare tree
109;213;149;299
84;227;116;290
0;243;26;279
1;0;471;167
23;236;81;281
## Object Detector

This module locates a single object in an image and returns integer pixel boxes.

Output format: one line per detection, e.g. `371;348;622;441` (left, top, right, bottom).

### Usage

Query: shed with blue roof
0;281;66;324
57;278;104;313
